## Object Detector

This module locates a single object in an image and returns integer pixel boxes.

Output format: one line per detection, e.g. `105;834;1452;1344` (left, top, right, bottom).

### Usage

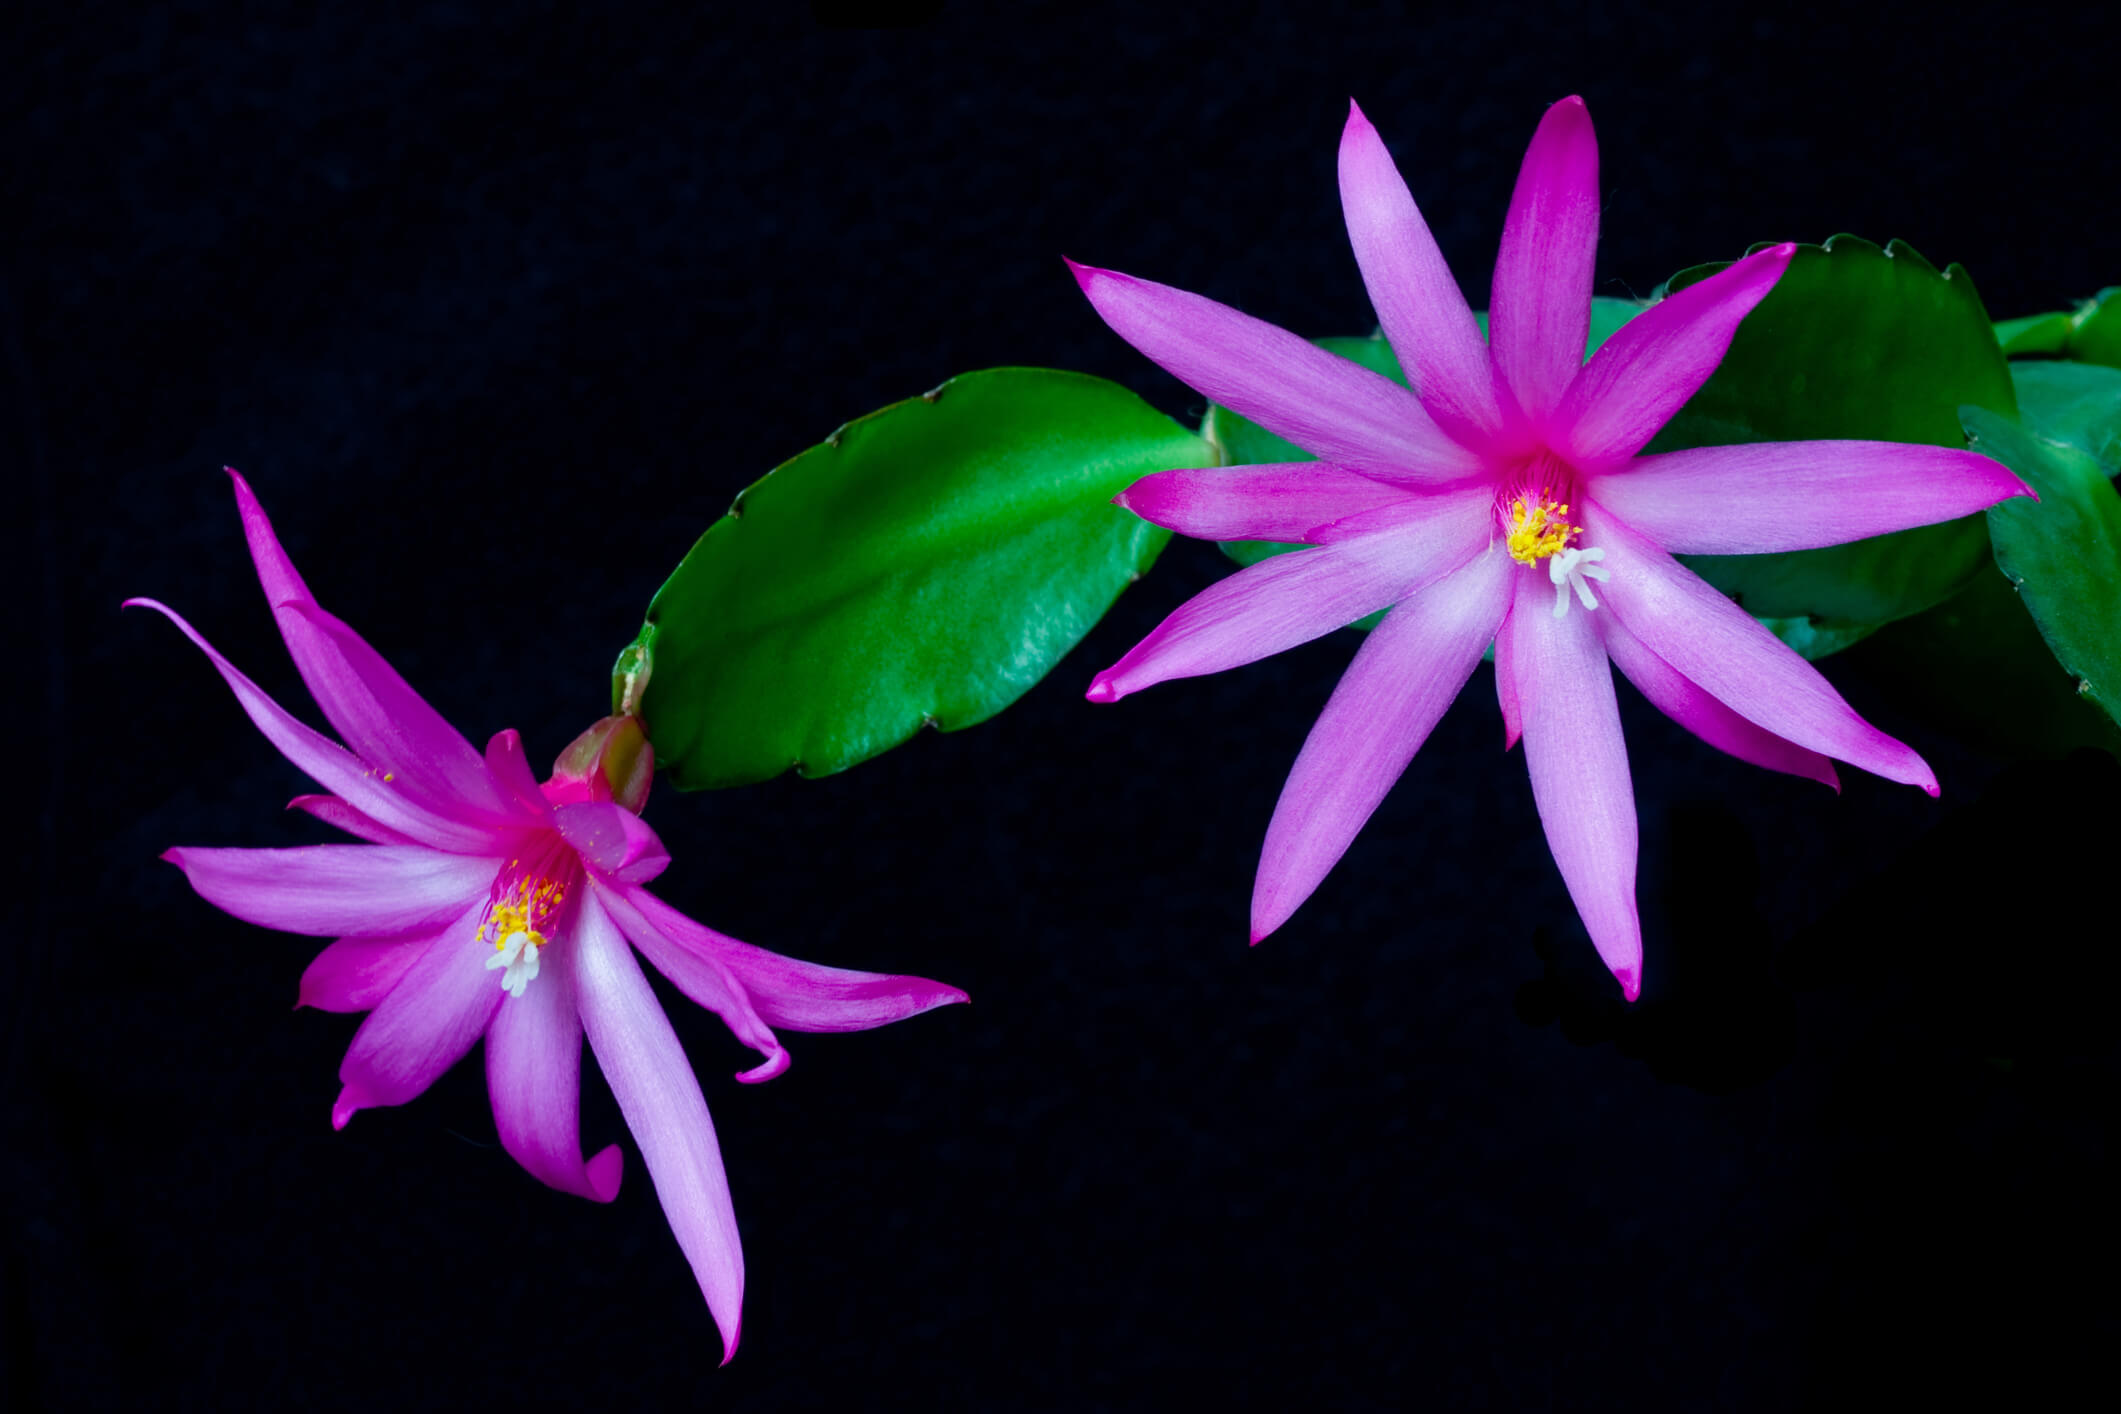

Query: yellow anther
477;874;567;952
1505;491;1581;564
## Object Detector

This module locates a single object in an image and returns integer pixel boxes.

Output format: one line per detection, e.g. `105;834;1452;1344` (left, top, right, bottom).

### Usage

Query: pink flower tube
1075;97;2030;999
131;470;968;1362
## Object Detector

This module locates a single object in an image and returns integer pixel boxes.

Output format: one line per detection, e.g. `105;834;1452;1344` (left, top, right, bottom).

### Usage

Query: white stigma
485;928;543;998
1548;545;1610;618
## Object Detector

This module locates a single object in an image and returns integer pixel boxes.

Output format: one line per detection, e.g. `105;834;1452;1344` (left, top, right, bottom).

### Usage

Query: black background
11;3;2119;1409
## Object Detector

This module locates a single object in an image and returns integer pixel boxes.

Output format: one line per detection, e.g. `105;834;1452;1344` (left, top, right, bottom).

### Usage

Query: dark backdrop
11;3;2117;1409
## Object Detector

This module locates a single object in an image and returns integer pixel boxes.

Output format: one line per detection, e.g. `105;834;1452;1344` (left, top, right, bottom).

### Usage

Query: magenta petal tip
1085;676;1121;704
330;1084;363;1131
735;1047;793;1085
719;1316;742;1368
1614;965;1641;1003
585;1144;624;1203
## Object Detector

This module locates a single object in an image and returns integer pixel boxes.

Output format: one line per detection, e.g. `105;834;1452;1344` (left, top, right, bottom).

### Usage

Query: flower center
477;858;569;998
1503;489;1581;565
1495;469;1611;618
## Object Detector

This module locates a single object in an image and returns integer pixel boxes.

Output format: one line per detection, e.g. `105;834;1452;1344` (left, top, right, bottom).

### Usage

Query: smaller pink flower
1072;97;2030;998
132;470;968;1362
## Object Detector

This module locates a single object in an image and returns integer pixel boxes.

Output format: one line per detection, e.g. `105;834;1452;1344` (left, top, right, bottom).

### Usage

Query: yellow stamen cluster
1505;491;1581;564
477;867;567;953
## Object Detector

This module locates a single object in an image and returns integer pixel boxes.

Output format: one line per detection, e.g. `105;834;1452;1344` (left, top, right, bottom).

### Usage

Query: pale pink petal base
1252;548;1513;941
1117;462;1412;543
334;896;505;1125
574;896;745;1365
1587;440;2033;554
1506;571;1642;999
1089;494;1490;701
1588;508;1937;794
1597;612;1838;789
487;941;624;1203
164;844;497;938
600;883;790;1084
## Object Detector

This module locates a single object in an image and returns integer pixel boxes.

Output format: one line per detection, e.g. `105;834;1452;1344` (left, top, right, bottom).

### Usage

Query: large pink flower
131;470;968;1362
1074;97;2028;999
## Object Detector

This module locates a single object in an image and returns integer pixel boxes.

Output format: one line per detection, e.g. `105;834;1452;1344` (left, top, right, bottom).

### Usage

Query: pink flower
1073;97;2029;1000
130;470;968;1362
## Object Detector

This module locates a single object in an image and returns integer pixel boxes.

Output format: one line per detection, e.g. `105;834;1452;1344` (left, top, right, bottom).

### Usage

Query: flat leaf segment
1969;407;2121;732
628;368;1209;790
1651;235;2017;628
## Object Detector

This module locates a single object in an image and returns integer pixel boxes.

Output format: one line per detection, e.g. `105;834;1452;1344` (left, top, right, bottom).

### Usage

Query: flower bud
549;714;655;814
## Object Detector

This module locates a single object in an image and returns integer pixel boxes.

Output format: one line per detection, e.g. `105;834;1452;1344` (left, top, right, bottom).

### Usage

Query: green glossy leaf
1993;287;2121;367
1993;311;2075;358
1651;236;2017;625
2010;360;2121;476
629;368;1209;790
1964;405;2121;731
1204;297;1651;622
1842;566;2120;760
2078;288;2121;367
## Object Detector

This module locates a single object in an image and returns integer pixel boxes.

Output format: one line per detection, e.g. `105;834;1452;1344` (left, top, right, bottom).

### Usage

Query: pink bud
548;715;654;814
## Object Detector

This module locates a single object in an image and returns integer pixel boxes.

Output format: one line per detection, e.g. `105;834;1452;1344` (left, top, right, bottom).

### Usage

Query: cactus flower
1074;97;2029;998
130;470;968;1362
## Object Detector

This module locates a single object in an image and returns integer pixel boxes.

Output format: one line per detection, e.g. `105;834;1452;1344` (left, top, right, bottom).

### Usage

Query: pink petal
485;729;555;821
1086;493;1492;702
621;885;969;1035
1252;546;1512;941
1116;462;1412;543
334;894;504;1124
553;803;671;886
573;893;744;1364
1494;609;1523;750
598;884;789;1083
1596;612;1838;789
1585;507;1937;794
1585;440;2034;554
1552;244;1796;467
1504;571;1642;1000
297;929;433;1012
287;794;421;846
486;938;624;1203
163;844;498;937
1337;100;1508;447
123;598;498;853
227;472;526;827
1068;260;1484;480
1488;96;1601;425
